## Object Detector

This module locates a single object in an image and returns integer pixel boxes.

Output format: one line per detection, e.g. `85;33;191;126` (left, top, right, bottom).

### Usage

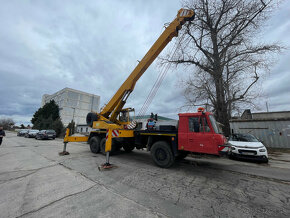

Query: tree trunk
214;76;231;136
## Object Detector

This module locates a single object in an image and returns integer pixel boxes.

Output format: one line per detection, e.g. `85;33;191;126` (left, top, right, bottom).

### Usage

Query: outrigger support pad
59;142;70;156
98;152;114;171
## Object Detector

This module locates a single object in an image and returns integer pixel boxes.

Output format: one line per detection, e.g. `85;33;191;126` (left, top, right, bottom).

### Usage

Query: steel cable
137;33;186;122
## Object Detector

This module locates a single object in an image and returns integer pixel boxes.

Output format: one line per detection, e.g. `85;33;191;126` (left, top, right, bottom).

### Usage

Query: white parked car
228;133;268;163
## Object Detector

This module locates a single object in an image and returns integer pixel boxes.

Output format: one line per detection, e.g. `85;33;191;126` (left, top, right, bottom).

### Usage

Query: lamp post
72;107;76;122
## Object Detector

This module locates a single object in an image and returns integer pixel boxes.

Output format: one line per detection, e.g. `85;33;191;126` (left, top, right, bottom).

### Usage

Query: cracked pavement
0;132;290;217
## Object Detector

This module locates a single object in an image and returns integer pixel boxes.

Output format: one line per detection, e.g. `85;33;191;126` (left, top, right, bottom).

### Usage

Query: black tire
151;141;175;168
123;143;135;152
100;138;118;155
176;151;188;160
86;112;98;127
100;138;107;155
229;153;235;160
90;136;101;153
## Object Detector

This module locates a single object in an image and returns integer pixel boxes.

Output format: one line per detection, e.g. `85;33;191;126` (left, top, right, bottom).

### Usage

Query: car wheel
90;136;101;153
228;152;235;160
151;141;175;168
262;157;269;163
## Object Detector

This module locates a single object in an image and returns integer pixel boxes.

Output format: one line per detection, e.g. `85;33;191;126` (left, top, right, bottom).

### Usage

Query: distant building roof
44;87;100;98
231;109;290;122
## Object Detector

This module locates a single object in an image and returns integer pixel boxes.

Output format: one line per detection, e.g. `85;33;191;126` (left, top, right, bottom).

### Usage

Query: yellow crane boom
99;9;195;124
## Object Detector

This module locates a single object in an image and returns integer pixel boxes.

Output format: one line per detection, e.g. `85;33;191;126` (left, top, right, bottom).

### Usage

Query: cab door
200;116;217;154
185;116;204;153
185;116;216;154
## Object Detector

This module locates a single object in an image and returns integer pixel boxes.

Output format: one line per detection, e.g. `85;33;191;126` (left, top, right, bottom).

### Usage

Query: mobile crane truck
63;9;228;168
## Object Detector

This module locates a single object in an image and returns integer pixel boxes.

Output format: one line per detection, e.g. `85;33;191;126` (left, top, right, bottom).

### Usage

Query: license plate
242;152;254;155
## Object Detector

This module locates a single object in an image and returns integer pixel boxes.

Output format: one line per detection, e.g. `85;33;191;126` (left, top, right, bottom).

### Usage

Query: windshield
129;110;135;122
46;130;55;134
230;134;259;142
209;115;222;134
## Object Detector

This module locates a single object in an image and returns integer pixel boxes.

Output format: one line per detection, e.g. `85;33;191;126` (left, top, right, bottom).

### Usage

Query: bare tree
0;118;15;130
161;0;281;136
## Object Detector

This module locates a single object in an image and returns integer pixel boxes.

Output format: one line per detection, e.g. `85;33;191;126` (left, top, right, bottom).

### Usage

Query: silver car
25;130;39;138
228;133;268;163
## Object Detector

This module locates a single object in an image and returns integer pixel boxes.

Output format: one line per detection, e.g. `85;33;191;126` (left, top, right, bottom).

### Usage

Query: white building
42;87;100;126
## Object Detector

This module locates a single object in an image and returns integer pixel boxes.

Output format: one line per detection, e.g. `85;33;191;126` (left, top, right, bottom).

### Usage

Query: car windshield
230;134;259;142
209;115;223;134
30;130;38;132
46;130;55;134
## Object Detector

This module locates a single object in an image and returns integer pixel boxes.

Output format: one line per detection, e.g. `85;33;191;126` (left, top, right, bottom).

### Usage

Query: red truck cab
178;111;226;155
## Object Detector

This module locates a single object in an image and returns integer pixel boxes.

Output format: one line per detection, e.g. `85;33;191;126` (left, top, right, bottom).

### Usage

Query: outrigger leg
99;152;112;169
59;129;70;156
99;128;115;170
59;142;70;156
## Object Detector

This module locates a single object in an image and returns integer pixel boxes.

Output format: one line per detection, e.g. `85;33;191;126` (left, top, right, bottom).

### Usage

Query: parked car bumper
230;146;268;162
43;135;56;139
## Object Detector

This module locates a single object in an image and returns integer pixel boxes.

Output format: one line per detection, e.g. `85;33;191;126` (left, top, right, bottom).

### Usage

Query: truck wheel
100;138;106;155
123;143;135;152
151;141;175;168
100;138;116;155
89;136;101;153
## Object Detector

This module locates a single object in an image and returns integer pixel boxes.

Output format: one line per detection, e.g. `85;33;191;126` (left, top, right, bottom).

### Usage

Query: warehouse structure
42;88;100;126
230;110;290;148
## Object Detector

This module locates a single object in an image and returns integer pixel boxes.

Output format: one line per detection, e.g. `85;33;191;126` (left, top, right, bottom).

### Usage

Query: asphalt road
0;132;290;218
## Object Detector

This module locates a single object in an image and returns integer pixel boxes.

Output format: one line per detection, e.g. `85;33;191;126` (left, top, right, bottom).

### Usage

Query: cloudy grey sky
0;0;289;125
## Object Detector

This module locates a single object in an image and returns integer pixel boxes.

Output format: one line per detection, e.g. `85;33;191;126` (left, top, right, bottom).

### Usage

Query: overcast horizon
0;0;290;126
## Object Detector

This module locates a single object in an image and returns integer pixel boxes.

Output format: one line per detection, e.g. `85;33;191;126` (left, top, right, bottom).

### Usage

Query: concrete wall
230;120;290;148
42;88;100;126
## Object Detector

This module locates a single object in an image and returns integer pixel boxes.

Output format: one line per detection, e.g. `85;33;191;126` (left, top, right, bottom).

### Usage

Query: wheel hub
156;148;167;161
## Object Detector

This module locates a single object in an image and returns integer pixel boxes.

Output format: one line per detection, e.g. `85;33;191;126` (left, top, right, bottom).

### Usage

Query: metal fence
230;120;290;148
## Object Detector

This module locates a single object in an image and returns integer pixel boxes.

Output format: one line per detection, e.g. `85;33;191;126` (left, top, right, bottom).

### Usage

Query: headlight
231;147;236;150
259;148;266;152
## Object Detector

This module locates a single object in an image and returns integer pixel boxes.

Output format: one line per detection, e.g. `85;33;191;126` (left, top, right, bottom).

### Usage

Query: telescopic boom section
101;9;194;121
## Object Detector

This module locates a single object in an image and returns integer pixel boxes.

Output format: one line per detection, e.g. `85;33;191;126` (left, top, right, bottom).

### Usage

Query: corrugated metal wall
230;120;290;148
